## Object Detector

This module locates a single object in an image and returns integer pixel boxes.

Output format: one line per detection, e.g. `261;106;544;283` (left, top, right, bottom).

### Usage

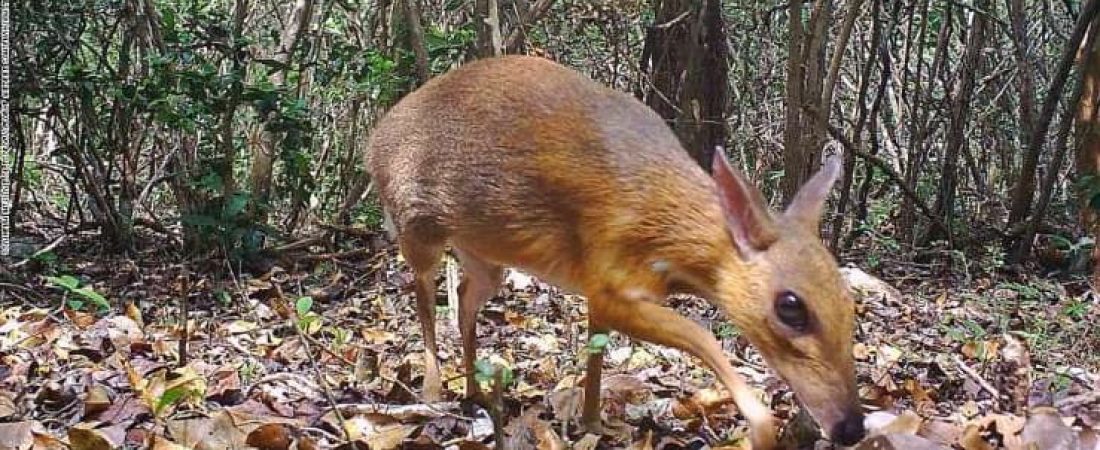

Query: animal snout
830;411;867;446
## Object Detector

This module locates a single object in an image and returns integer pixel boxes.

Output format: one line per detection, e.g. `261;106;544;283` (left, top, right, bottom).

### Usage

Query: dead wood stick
330;402;462;420
954;355;1001;398
11;236;65;268
1055;391;1100;409
292;315;353;443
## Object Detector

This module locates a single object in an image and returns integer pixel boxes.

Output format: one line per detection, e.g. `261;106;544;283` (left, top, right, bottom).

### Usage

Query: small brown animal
365;55;865;448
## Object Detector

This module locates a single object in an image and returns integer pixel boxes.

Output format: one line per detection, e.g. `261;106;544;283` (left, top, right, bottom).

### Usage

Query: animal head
711;150;865;446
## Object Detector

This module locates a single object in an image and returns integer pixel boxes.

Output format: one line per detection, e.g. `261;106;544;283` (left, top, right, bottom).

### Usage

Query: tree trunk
782;0;830;204
927;0;989;244
403;0;430;84
1019;37;1092;271
503;0;553;53
1076;13;1100;286
900;1;950;245
643;0;692;121
1008;0;1100;261
675;0;729;171
642;0;729;171
1008;0;1099;237
475;0;502;57
782;0;807;203
831;0;881;252
249;0;315;224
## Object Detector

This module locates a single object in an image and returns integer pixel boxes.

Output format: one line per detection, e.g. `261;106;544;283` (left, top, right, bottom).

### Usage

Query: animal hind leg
399;234;446;402
453;248;503;401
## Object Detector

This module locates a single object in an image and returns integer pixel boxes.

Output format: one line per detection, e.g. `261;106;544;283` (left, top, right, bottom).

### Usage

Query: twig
502;0;554;50
0;282;46;301
954;355;1001;398
300;332;356;366
296;248;372;262
272;234;329;253
311;336;477;421
650;10;692;29
317;223;378;240
178;270;190;367
491;369;506;450
444;255;459;324
11;236;66;268
1055;391;1100;409
249;372;322;397
4;283;66;324
804;104;951;237
300;426;344;443
292;320;353;444
329;402;469;421
297;331;477;422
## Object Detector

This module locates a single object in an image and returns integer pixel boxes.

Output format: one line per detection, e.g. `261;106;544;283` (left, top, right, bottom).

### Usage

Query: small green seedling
475;358;515;388
585;333;610;355
46;275;110;313
215;290;232;306
295;296;322;334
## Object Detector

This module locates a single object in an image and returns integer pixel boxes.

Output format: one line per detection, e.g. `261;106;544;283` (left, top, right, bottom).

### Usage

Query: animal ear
712;149;778;256
784;153;842;233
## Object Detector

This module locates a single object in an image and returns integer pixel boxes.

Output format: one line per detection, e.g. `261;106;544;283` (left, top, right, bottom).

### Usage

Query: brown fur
366;55;864;448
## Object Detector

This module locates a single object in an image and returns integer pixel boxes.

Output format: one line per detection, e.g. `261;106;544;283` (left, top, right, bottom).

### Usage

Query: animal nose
830;412;867;446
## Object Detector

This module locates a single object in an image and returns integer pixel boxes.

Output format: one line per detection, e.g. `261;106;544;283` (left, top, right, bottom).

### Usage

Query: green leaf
223;193;250;218
162;7;176;32
297;314;321;334
155;385;191;415
181;214;219;227
296;296;314;316
587;333;610;352
498;365;514;387
474;359;495;384
31;251;57;264
1048;235;1073;250
46;275;81;290
74;287;110;310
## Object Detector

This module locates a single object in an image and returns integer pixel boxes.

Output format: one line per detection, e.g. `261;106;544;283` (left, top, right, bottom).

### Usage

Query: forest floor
1;231;1098;449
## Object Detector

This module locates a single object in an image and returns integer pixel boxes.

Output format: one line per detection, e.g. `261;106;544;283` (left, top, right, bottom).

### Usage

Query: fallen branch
1055;390;1100;410
11;236;66;268
317;223;378;240
273;235;328;253
330;402;464;421
292;313;353;443
295;248;372;262
954;355;1001;399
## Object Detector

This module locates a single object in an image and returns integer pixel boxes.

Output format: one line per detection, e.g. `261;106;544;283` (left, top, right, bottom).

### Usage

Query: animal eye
775;291;809;331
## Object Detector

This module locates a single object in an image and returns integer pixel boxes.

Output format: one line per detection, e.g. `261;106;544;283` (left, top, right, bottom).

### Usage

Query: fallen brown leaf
0;421;34;450
1008;406;1079;450
68;422;124;450
166;409;253;450
245;423;294;450
148;434;191;450
918;420;963;445
855;433;950;450
573;433;601;450
84;384;112;418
